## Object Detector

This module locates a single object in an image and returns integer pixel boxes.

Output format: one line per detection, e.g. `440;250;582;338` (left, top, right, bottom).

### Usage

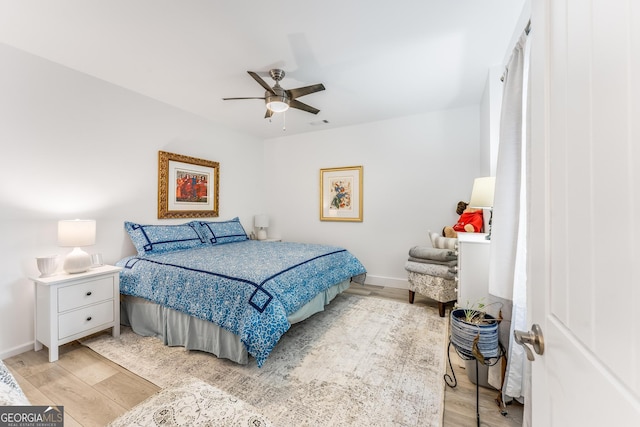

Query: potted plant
450;299;500;363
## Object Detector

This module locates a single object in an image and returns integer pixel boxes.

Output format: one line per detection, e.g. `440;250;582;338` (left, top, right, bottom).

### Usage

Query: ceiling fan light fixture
266;95;290;113
223;69;324;117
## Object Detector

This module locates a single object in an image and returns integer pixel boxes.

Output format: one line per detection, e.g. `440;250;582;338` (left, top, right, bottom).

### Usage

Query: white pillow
429;230;457;250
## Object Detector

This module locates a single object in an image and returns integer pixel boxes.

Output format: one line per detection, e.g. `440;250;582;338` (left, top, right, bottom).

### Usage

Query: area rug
107;377;273;426
83;293;447;426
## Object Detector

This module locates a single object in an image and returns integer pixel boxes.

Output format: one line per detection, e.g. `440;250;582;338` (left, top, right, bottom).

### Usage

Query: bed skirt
120;279;352;365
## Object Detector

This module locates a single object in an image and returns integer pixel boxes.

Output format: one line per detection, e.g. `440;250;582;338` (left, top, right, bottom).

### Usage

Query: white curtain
488;31;530;402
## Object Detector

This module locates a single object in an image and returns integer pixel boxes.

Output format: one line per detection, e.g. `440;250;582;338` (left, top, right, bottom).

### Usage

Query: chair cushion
407;271;457;304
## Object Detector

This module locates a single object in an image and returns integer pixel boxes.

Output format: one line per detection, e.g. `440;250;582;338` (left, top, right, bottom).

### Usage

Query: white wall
0;42;485;358
0;44;265;358
263;107;482;288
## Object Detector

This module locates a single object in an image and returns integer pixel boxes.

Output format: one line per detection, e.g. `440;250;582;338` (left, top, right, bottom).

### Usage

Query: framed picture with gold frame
320;166;363;222
158;151;219;219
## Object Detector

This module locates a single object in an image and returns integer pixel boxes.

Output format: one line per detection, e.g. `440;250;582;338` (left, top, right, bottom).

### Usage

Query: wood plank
6;367;51;406
5;367;82;427
94;371;159;409
4;346;55;377
25;364;127;427
79;346;154;382
55;346;120;386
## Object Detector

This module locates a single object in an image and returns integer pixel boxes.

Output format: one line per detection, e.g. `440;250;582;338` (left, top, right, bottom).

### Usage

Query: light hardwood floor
4;285;523;426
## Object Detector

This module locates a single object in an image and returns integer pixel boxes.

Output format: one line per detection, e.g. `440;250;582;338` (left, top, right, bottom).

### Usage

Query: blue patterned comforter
117;240;366;366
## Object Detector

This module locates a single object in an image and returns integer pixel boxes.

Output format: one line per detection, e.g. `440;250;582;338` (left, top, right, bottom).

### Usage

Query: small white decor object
58;219;96;274
254;214;269;240
91;253;104;267
36;255;59;277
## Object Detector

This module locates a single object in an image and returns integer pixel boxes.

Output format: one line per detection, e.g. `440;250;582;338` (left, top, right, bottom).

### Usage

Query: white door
528;0;640;425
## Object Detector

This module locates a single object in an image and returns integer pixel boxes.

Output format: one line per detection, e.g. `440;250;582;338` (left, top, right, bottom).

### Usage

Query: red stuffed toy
443;201;484;238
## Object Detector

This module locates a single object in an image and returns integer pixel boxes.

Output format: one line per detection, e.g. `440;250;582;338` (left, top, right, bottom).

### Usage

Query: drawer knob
86;316;92;321
86;291;92;296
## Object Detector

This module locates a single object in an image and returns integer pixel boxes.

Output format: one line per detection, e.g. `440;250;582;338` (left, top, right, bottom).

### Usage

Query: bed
116;218;367;367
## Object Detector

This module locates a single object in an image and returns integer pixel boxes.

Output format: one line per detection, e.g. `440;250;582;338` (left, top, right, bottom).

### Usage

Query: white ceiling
0;0;526;139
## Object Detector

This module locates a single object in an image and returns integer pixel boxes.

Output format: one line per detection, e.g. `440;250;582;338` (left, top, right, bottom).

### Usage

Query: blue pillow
124;221;206;256
192;217;249;245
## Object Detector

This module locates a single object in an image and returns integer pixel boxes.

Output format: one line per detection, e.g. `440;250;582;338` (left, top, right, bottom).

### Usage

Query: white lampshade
58;219;96;273
469;177;496;208
58;219;96;247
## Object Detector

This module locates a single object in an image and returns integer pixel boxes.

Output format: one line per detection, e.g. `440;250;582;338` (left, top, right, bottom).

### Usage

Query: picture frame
320;166;363;222
158;151;219;219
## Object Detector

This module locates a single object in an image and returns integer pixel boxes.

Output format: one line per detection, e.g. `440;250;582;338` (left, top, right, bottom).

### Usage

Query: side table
31;265;121;362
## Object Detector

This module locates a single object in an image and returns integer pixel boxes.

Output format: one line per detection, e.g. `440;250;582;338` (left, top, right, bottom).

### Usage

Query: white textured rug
108;377;273;427
83;294;447;426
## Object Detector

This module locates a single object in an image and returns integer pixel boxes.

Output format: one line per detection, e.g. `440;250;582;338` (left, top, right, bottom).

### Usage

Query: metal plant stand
444;339;506;427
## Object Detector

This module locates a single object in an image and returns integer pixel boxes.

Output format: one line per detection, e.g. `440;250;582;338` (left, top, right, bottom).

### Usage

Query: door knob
514;324;544;361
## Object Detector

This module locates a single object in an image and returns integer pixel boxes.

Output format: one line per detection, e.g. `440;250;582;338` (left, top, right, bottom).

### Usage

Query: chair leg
408;290;415;304
438;302;446;317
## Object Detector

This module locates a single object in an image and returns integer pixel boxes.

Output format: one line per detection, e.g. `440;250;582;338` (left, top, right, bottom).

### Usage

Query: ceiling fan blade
289;99;320;115
265;109;274;119
248;71;275;95
222;97;266;100
287;83;325;100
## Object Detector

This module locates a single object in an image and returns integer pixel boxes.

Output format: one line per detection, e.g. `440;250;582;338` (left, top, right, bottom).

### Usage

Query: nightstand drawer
58;276;114;312
58;300;114;339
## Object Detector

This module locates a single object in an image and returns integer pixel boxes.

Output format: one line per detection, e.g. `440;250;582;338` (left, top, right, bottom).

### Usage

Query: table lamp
254;215;269;240
469;177;496;240
58;219;96;273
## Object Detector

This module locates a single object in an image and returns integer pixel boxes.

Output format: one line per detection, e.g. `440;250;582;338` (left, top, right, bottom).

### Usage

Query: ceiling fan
223;69;325;118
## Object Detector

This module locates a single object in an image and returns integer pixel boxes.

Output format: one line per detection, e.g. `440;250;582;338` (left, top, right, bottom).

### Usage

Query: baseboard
364;275;408;290
0;342;34;360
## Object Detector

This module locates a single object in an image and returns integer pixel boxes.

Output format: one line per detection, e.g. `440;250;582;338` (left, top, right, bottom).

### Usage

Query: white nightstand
31;265;121;362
